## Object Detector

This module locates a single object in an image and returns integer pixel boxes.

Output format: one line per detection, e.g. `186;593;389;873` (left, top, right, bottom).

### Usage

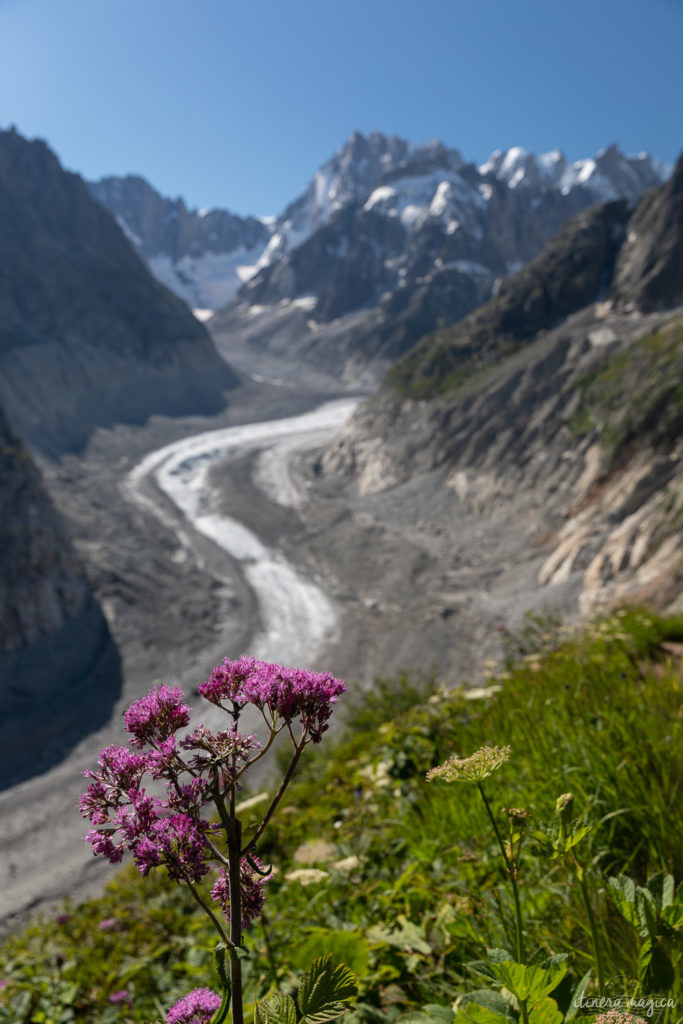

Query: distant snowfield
124;398;361;667
149;247;262;310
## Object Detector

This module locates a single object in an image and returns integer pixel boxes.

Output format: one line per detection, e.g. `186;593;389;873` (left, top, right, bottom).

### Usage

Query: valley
0;360;587;929
0;379;349;927
0;126;680;944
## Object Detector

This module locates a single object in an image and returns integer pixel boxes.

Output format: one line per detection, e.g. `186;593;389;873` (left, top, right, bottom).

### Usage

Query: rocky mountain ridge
0;128;238;455
92;132;667;328
207;133;667;385
87;175;270;311
321;156;683;618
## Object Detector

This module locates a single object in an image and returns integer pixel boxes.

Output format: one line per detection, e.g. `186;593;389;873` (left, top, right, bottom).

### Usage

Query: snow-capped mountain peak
479;142;666;202
89;135;670;322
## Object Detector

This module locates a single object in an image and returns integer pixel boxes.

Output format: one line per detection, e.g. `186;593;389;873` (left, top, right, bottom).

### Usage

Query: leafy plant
77;657;355;1024
1;608;681;1023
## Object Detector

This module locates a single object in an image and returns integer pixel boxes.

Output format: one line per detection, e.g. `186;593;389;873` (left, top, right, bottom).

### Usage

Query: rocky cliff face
0;408;121;788
0;128;238;455
612;155;683;312
322;158;683;617
88;175;269;310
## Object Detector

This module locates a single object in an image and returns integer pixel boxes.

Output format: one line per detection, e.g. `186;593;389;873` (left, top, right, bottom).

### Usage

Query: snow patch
292;295;317;311
115;215;142;249
364;169;483;229
443;259;493;277
148;245;266;310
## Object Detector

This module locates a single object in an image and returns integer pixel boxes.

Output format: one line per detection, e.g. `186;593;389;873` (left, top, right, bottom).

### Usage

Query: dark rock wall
0;128;238;455
88;174;268;260
0;409;121;788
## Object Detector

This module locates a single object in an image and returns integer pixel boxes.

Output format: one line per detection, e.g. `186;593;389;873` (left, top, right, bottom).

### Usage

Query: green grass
1;608;681;1023
568;316;683;457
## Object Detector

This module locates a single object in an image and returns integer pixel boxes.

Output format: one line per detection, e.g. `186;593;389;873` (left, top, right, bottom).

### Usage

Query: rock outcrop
0;409;121;788
0;128;238;455
88;175;269;310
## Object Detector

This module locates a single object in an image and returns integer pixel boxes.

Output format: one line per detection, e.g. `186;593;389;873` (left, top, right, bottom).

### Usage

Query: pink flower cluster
199;658;345;741
210;856;272;928
80;687;227;881
81;658;344;926
166;987;221;1023
124;685;191;748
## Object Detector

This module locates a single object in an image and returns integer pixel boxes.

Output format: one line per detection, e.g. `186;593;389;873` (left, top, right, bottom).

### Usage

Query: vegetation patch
568;316;683;457
1;608;681;1023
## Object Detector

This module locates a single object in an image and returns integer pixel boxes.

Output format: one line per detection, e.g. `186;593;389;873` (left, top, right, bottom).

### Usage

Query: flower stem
228;816;244;1024
242;739;305;856
184;879;232;949
477;783;526;968
577;863;605;998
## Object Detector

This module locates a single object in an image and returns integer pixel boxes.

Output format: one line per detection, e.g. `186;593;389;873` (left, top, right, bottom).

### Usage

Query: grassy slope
383;201;629;401
568;316;683;458
1;609;681;1023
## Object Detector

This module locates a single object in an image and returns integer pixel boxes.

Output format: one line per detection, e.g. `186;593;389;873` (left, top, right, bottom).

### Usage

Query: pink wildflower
211;856;272;928
98;917;119;931
80;745;146;823
167;987;221;1023
108;989;131;1004
132;813;211;882
199;658;345;742
181;723;259;782
86;829;124;864
243;662;345;741
124;685;191;748
198;655;259;706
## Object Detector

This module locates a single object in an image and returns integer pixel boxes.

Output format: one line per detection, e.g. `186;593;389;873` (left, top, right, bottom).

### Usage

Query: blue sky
1;0;681;217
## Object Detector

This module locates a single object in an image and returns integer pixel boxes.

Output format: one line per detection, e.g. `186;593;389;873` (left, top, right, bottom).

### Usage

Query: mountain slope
0;408;121;788
0;129;238;455
321;157;683;616
88;175;269;310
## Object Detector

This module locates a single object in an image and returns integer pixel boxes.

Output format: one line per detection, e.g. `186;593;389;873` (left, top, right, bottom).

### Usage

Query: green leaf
526;952;569;970
211;985;233;1024
397;1005;455;1024
255;991;298;1024
528;996;563;1024
607;875;638;927
465;961;499;984
564;969;592;1021
457;989;516;1020
662;902;683;929
647;872;675;911
488;962;568;1003
638;938;675;994
634;887;658;938
298;955;358;1024
453;1003;511;1024
366;915;432;955
289;929;369;976
214;942;231;992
